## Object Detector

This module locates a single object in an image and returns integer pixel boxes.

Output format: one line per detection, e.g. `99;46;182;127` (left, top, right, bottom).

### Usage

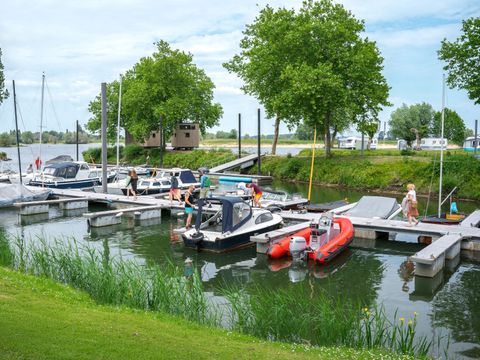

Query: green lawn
0;267;408;360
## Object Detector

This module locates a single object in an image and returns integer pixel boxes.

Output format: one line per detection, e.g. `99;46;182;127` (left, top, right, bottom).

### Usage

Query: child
406;183;419;226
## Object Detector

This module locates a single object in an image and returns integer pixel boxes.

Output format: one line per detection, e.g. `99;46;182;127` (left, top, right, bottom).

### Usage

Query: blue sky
0;0;479;136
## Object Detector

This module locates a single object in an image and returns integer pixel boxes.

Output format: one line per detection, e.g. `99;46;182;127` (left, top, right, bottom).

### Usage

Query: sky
0;0;479;137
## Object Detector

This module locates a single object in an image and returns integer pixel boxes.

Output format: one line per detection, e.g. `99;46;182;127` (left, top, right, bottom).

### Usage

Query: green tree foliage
295;121;321;141
389;103;434;146
225;0;389;157
432;108;466;145
20;131;35;144
357;120;379;149
0;48;8;105
87;41;222;144
439;17;480;104
0;132;15;147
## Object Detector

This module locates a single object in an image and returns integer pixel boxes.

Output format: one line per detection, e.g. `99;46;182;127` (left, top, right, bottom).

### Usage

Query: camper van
338;136;376;150
420;138;447;150
463;136;480;151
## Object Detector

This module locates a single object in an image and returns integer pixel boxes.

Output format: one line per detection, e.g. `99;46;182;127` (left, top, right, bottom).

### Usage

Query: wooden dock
210;154;260;173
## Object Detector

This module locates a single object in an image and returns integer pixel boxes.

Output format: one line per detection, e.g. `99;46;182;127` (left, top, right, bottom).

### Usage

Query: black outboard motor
191;231;204;249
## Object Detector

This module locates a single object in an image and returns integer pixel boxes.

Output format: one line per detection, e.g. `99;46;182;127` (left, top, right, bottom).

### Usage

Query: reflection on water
0;183;479;359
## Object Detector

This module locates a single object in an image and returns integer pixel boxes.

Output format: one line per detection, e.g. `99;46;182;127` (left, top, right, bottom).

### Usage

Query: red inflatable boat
267;217;354;264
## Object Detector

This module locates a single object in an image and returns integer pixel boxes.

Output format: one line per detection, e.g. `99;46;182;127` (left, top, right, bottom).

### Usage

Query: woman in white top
406;183;419;226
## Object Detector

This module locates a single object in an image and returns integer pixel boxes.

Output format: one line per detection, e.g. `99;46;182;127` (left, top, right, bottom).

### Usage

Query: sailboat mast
12;80;23;185
438;74;445;218
39;72;45;163
116;74;122;170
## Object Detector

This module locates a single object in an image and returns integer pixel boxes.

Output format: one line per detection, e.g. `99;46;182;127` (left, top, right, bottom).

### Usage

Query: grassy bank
254;152;480;200
0;234;433;358
0;267;407;360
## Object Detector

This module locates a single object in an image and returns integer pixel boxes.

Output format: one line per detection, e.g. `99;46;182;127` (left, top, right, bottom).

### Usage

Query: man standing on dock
199;169;210;203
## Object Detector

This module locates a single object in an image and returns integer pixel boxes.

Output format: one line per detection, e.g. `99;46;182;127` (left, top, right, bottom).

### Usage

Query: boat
45;155;75;165
267;213;354;264
301;199;349;212
28;161;103;189
182;196;283;252
0;183;52;207
340;196;401;219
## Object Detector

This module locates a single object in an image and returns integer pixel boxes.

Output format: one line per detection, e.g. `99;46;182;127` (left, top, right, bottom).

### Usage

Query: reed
0;234;438;357
223;285;433;358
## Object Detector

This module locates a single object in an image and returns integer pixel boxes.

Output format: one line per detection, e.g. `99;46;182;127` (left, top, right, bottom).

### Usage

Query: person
126;170;138;200
246;182;262;207
169;172;182;205
26;164;33;174
406;183;419;226
35;156;42;170
450;199;458;214
236;182;248;194
184;185;195;229
199;169;211;202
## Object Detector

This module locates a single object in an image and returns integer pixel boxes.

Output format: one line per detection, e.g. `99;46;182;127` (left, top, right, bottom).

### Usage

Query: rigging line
45;79;63;131
15;99;36;159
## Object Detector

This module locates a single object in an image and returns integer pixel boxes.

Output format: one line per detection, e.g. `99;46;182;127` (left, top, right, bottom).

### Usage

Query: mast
116;74;122;170
12;80;23;185
39;72;45;164
438;74;445;218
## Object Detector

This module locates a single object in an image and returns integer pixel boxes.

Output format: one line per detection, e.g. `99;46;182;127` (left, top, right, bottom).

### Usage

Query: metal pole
361;132;365;155
159;115;164;168
383;121;386;145
12;80;23;185
39;72;45;163
238;113;241;159
308;127;317;202
76;120;79;161
475;119;478;156
257;108;261;175
101;83;108;193
116;75;122;170
438;74;445;218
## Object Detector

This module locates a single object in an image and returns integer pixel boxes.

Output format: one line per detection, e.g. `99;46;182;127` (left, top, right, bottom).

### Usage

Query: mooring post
475;119;478;156
101;82;108;193
76;120;79;161
257;108;261;175
238;113;241;159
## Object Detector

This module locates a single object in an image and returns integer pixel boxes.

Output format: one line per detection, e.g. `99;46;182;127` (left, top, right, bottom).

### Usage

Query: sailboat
421;75;465;225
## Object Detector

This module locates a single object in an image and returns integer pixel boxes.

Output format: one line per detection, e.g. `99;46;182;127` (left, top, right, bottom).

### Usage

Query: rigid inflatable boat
267;214;354;264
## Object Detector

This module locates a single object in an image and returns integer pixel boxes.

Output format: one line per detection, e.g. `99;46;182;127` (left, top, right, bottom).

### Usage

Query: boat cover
343;196;399;219
180;170;197;184
195;196;252;233
46;155;74;165
0;183;52;207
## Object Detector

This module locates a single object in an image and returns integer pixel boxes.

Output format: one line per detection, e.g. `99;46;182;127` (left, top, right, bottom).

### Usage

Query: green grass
0;267;412;360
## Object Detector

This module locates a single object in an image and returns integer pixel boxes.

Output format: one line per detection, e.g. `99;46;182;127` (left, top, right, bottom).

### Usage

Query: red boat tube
267;217;354;264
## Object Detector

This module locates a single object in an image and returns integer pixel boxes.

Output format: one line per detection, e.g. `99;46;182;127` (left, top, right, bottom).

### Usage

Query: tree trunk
271;116;280;155
324;113;332;158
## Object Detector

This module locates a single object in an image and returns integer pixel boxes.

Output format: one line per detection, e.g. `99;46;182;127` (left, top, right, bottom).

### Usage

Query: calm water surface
0;145;479;358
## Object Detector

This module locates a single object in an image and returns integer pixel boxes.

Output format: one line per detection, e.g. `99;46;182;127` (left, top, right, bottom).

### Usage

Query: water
0;143;98;172
0;148;479;357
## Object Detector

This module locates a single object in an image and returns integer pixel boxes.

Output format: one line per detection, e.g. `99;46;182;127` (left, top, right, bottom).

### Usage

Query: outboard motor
289;236;308;261
190;231;204;249
310;213;334;250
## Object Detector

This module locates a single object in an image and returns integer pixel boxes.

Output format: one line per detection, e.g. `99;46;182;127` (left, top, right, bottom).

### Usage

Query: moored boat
29;161;103;189
267;214;354;264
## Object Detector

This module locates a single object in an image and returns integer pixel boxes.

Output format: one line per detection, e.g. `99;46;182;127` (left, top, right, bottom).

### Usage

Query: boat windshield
43;167;57;176
232;202;250;228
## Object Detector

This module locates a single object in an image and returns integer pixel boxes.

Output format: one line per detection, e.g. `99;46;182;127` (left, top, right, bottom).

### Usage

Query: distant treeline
0;126;101;147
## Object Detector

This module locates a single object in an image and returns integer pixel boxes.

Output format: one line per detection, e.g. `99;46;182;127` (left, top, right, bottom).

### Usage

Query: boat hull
183;223;280;253
420;213;465;225
29;178;101;189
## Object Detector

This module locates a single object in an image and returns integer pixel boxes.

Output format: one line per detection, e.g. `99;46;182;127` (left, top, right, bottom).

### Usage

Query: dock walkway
210;154;260;173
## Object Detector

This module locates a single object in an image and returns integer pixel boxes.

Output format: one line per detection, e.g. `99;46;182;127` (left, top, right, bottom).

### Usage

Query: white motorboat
182;196;283;252
0;183;52;207
29;161;104;189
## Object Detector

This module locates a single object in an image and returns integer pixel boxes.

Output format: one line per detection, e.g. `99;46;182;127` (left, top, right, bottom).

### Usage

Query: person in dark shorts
126;169;138;200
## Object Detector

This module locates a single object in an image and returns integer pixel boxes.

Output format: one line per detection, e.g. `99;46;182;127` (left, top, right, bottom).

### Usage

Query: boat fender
191;231;204;245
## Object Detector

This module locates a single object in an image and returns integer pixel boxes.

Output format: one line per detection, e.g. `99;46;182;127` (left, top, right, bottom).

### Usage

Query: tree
439;17;480;104
389;103;434;147
226;0;389;157
88;41;222;144
357;120;379;149
0;49;8;105
21;131;35;144
431;108;466;145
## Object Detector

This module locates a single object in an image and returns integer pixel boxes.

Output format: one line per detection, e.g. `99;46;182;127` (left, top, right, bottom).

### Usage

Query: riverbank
0;267;413;360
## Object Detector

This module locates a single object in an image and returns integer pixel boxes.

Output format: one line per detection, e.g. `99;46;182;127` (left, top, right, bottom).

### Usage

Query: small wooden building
171;123;199;150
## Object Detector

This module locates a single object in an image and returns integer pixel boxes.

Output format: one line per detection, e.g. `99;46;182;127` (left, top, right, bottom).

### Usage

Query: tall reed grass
0;233;437;357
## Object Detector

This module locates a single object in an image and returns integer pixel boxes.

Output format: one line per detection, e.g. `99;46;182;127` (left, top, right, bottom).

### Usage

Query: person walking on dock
126;169;138;200
185;185;195;229
199;169;211;203
246;182;263;208
406;183;419;226
169;172;182;205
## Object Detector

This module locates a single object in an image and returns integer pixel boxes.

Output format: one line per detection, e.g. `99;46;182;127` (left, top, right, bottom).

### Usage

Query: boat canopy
195;196;252;233
179;170;197;184
43;162;79;178
45;155;74;165
343;196;400;219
